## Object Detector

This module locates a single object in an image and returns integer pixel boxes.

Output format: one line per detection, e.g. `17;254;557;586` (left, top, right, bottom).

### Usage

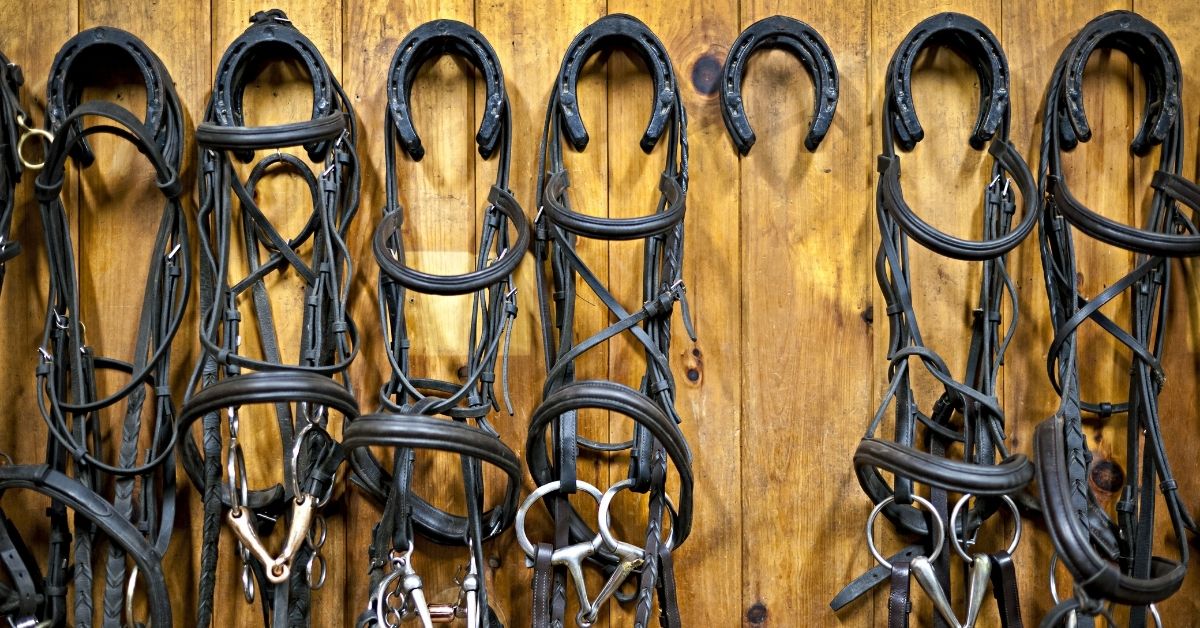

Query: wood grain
0;0;1198;625
209;2;345;626
737;0;872;625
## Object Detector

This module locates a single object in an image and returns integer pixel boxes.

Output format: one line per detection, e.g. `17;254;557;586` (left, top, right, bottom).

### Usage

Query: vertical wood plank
0;0;76;612
867;1;1000;625
1129;0;1200;620
342;0;477;614
737;1;871;625
601;0;742;625
209;2;343;625
76;0;209;620
473;2;605;624
1003;1;1135;623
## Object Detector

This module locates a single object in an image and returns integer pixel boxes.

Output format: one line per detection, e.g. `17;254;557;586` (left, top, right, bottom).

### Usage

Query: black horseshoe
388;19;507;160
887;12;1008;151
204;9;337;163
557;13;676;153
45;26;173;167
1057;11;1180;156
720;15;839;154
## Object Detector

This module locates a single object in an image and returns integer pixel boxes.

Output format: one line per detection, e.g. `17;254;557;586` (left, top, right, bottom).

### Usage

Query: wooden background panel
1131;0;1200;620
473;2;605;623
0;0;74;620
0;0;1198;626
1003;1;1135;623
76;2;210;621
737;0;872;624
208;1;346;626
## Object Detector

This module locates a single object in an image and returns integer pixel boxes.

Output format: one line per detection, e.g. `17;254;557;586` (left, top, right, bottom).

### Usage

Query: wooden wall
1;0;1199;625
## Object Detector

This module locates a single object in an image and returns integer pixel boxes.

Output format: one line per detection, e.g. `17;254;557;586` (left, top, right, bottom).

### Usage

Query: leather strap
887;559;912;628
531;543;554;628
829;545;922;611
989;551;1023;628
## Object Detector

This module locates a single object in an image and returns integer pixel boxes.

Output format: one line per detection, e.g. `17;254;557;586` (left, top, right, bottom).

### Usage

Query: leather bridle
0;464;173;627
1034;11;1200;627
528;13;693;628
0;51;29;295
25;27;187;627
345;19;526;628
180;9;360;627
833;13;1036;628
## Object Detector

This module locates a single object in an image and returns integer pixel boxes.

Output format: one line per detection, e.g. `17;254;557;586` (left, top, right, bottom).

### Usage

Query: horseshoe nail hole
746;601;768;624
691;348;702;358
691;54;722;96
456;365;469;379
686;368;700;382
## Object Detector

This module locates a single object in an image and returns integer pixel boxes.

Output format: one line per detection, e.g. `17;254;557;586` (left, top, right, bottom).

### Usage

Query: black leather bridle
527;13;693;628
180;9;360;627
1034;11;1200;627
832;13;1036;628
0;50;29;294
24;27;187;628
345;19;526;628
0;464;174;628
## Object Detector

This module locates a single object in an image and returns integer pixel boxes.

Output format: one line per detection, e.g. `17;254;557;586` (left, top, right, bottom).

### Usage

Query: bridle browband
1034;11;1200;626
835;13;1036;627
528;13;693;627
26;26;187;627
346;19;525;628
181;9;360;627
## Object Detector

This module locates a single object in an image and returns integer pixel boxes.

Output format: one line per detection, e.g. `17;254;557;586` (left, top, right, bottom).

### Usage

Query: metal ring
948;493;1021;562
226;439;249;512
15;114;53;171
514;480;603;559
1048;552;1064;604
1149;602;1162;628
597;479;677;552
241;561;255;604
374;564;405;628
307;552;327;590
308;513;328;548
865;494;944;569
124;565;145;628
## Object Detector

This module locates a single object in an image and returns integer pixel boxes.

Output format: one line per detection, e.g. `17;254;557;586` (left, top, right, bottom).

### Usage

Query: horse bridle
344;19;526;628
0;51;31;296
830;13;1037;627
1034;11;1200;627
526;13;693;628
16;27;188;628
180;9;360;627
